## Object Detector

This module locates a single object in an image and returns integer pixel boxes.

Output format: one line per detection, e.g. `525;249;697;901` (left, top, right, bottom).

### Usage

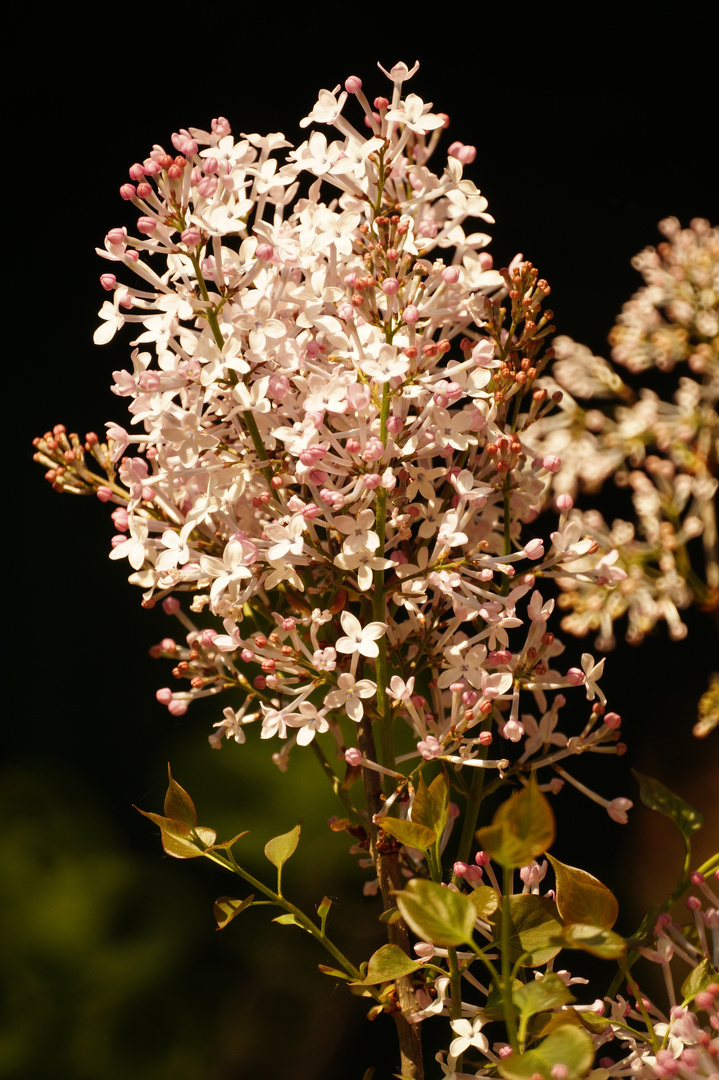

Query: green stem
501;865;519;1053
619;959;658;1052
200;845;368;987
452;747;490;875
447;947;463;1021
373;383;394;784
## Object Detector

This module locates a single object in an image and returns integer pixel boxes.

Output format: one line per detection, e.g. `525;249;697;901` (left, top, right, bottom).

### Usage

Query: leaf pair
134;765;220;859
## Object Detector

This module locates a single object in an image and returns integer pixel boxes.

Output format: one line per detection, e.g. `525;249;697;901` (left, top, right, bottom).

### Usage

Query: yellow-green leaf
469;885;500;919
264;823;301;869
395;879;476;946
499;1023;594;1080
558;923;626;959
412;770;449;841
272;913;304;928
379;817;437;852
632;770;705;841
214;894;254;929
361;944;423;985
547;854;618;929
681;957;719;1002
491;895;563;966
513;971;575;1022
164;765;198;826
476;778;555;868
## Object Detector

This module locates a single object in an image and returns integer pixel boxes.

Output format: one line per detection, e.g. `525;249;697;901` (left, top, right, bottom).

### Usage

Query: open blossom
335;612;387;658
324;673;376;722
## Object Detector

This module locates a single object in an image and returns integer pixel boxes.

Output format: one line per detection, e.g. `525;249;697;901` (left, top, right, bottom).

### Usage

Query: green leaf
412;770;449;842
681;957;719;1003
469;885;500;920
557;923;626;959
498;1023;594;1080
632;769;705;841
205;831;250;854
513;971;575;1022
134;807;217;859
491;895;563;966
361;944;423;985
379;906;402;925
164;765;198;826
547;854;618;929
476;778;555;868
378;817;437;852
575;1011;611;1034
318;895;332;935
395;879;477;946
272;913;305;928
318;964;353;981
213;894;254;929
264;823;301;870
161;824;216;859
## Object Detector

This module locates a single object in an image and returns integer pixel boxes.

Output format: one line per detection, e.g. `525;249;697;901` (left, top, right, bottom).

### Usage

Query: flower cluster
33;60;628;801
529;219;718;655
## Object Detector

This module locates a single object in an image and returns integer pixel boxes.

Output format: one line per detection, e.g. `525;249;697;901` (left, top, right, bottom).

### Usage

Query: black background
5;15;717;1080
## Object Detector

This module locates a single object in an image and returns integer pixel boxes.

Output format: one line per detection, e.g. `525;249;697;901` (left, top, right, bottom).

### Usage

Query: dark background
5;16;717;1080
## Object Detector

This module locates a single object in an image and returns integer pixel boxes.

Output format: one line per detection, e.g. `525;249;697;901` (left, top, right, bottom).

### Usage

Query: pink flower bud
374;96;389;110
524;538;545;560
100;273;117;291
111;507;128;531
543;455;562;473
345;76;362;93
345;747;362;766
556;493;574;511
347;384;371;411
268;373;290;399
442;266;460;283
119;183;136;201
403;304;419;324
181;227;202;246
97;486;113;502
168;699;188;717
385;415;403;434
603;712;621;729
128;163;145;180
256;243;273;261
106;227;127;246
162;597;181;615
607;797;633;824
566;667;585;686
382;277;400;295
136;216;157;234
156;688;173;705
211;116;231;136
363;473;381;489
